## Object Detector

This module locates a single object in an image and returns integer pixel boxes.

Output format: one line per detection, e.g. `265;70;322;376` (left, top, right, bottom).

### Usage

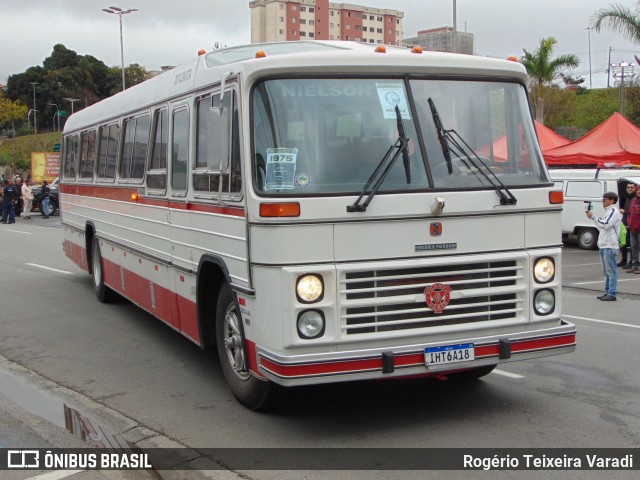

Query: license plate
425;343;475;367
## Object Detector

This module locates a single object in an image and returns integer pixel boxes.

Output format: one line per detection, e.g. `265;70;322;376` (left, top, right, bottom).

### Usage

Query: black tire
39;199;57;216
91;237;118;303
446;364;496;381
577;228;598;250
215;283;285;411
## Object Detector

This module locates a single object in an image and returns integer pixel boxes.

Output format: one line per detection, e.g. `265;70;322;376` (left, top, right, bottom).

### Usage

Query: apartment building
403;27;475;55
249;0;404;45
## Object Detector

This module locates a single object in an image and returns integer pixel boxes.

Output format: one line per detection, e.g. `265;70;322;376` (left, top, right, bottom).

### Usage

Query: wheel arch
196;255;234;350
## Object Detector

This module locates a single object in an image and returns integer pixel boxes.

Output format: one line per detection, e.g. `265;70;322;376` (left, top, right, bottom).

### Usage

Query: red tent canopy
483;120;570;161
544;113;640;168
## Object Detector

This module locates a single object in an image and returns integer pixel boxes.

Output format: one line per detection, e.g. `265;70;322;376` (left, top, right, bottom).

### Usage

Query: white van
549;168;640;249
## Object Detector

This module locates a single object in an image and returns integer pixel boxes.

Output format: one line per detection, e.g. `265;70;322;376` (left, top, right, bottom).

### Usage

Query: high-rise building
249;0;404;45
404;27;474;55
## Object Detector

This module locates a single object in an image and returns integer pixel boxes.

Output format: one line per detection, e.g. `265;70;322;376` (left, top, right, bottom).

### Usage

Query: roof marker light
255;50;267;58
411;46;423;54
198;49;206;56
506;55;519;62
375;45;387;54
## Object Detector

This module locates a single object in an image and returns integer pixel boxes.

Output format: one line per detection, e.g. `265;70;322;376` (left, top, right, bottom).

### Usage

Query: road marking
4;229;32;235
26;471;83;480
571;278;640;285
25;263;74;275
493;369;525;379
565;314;640;330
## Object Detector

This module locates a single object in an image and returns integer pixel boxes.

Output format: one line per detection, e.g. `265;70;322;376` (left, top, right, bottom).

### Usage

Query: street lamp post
102;6;139;91
64;98;81;115
49;103;60;132
586;27;592;89
30;82;38;134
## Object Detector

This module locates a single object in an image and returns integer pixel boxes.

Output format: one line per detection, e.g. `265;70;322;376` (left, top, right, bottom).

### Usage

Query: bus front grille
341;260;523;335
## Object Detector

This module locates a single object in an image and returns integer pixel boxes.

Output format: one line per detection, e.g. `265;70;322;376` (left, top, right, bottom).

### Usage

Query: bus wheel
91;238;118;303
446;364;496;381
577;228;598;250
215;284;285;411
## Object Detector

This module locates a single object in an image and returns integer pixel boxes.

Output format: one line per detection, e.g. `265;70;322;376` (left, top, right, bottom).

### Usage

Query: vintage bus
61;41;576;410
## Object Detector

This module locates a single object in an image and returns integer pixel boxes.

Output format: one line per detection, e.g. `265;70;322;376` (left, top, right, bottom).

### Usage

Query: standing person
21;178;34;220
14;176;23;217
1;178;18;224
619;182;636;268
40;180;51;219
586;191;622;301
626;181;640;274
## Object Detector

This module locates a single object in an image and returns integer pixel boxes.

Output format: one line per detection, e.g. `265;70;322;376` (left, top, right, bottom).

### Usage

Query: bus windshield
252;77;548;195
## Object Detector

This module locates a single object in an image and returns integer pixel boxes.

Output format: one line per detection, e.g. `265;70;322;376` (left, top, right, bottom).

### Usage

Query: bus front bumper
249;320;576;387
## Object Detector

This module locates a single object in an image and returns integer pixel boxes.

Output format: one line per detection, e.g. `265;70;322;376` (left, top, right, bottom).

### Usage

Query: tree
520;37;580;123
0;98;29;175
591;2;640;43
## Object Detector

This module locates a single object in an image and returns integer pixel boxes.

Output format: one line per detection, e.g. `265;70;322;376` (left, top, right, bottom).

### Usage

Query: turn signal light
549;191;564;204
131;192;138;201
260;202;300;217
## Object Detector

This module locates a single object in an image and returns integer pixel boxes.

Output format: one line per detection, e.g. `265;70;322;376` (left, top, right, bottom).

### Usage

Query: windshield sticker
376;83;411;120
265;147;298;190
295;172;311;187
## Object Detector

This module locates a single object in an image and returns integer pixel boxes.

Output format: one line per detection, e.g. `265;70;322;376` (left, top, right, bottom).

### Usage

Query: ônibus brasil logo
424;283;452;314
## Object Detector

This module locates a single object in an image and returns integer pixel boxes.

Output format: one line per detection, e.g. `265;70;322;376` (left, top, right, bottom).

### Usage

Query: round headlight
296;274;324;303
534;289;555;315
297;310;325;339
534;257;555;283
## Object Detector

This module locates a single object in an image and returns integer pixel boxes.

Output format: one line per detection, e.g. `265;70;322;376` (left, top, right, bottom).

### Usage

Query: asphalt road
0;217;638;480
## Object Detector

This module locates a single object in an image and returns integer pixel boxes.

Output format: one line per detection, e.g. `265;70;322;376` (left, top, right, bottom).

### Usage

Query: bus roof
63;41;528;134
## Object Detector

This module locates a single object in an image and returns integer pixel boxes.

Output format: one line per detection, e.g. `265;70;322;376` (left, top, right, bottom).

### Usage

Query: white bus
61;41;575;410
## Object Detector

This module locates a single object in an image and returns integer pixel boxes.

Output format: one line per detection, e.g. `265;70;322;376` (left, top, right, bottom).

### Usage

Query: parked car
31;177;59;216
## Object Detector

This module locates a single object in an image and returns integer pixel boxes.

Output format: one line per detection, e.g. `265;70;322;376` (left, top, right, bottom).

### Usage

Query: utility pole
607;47;612;88
30;82;38;134
586;27;592;89
611;61;634;116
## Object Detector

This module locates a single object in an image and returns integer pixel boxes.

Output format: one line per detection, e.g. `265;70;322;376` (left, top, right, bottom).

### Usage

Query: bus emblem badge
425;283;452;314
430;222;443;236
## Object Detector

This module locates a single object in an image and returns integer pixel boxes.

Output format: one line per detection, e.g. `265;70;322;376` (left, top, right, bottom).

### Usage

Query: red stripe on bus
60;183;245;217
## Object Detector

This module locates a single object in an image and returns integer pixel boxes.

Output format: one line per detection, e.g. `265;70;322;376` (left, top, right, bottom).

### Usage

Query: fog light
534;289;555;315
534;257;555;283
297;310;325;339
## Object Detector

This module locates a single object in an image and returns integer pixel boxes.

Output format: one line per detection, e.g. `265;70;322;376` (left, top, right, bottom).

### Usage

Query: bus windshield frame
251;76;549;196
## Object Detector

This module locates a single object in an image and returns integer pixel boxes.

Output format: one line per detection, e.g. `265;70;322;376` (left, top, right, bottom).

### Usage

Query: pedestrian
1;178;18;224
586;191;622;301
618;182;636;268
626;180;640;274
40;180;51;219
21;178;34;219
14;175;23;217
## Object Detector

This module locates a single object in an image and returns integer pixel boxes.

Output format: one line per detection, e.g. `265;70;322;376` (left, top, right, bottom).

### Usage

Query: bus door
167;101;192;331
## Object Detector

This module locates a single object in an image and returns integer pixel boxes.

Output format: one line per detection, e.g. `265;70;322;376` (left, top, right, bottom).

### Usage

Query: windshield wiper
427;98;517;206
347;105;411;212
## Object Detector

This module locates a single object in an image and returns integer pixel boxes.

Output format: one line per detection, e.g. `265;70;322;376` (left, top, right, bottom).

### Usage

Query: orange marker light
411;46;423;54
260;202;300;217
375;45;387;54
198;49;206;56
506;55;519;62
131;192;138;201
255;51;267;58
549;191;564;204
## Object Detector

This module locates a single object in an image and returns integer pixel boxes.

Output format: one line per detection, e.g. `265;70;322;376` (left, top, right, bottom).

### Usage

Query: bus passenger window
64;135;79;180
97;124;119;180
79;130;96;179
120;114;150;180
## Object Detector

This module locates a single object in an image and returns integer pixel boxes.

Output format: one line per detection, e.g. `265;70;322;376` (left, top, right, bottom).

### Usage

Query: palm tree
591;2;640;43
520;37;580;122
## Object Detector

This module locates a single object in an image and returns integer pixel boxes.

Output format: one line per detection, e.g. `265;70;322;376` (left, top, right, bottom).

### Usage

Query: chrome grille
341;261;524;335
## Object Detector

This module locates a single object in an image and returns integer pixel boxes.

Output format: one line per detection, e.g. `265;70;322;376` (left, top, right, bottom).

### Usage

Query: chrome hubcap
223;304;249;380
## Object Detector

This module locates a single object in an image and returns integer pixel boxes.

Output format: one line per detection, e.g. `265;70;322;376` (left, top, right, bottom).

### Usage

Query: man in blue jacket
586;191;622;301
1;178;17;224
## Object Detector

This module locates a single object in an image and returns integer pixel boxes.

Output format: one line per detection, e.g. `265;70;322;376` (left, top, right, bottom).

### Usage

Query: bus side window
97;123;118;181
63;134;79;180
147;109;168;193
79;130;96;180
120;114;150;181
171;109;189;194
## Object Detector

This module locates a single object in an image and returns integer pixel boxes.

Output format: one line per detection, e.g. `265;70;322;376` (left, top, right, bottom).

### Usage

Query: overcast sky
1;0;639;89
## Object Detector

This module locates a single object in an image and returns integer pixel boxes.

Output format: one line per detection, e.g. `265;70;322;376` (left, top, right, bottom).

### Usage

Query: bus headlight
297;310;325;339
533;289;555;315
296;274;324;303
534;257;555;283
